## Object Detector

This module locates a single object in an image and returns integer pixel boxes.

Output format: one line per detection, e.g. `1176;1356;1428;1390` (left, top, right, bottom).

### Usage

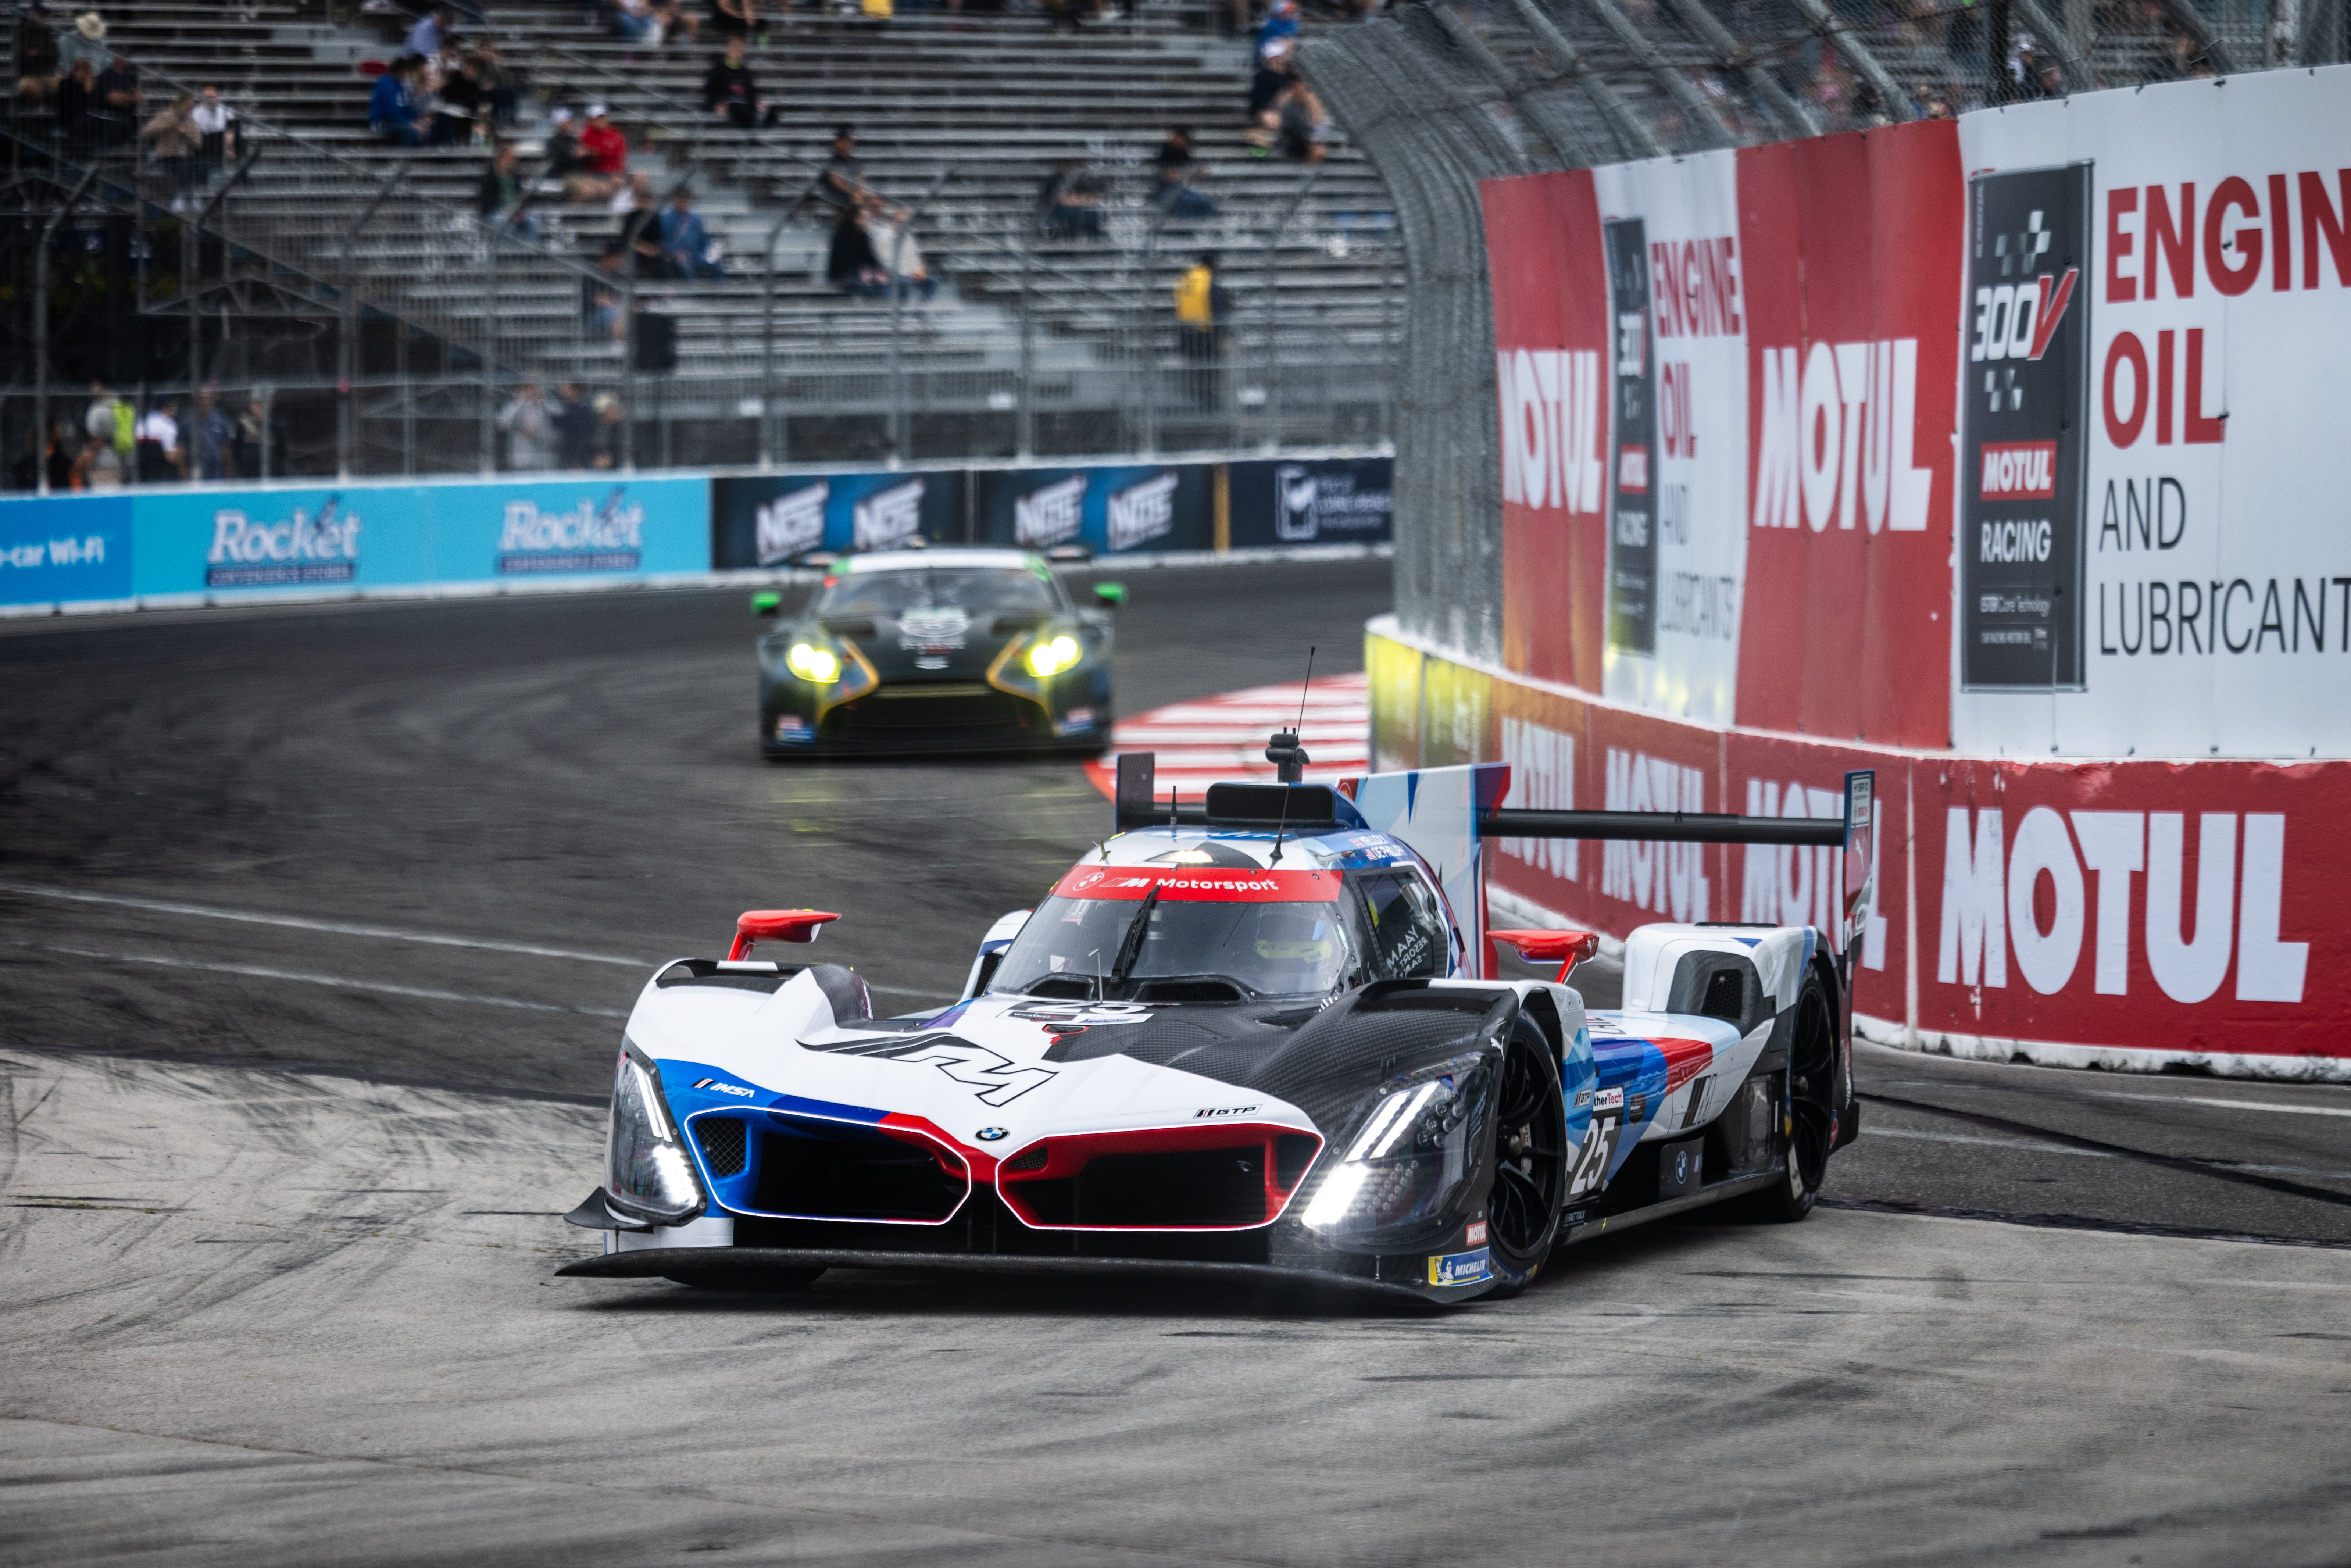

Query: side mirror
1094;582;1127;608
752;591;781;619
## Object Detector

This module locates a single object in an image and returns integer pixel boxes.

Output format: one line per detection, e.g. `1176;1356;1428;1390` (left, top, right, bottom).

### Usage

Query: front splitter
557;1245;1438;1304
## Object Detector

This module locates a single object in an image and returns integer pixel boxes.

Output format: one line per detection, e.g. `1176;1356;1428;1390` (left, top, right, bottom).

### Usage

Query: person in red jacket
579;104;628;178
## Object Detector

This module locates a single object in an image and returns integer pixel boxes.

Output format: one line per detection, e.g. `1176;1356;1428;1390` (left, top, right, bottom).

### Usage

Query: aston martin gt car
757;547;1120;757
559;763;1872;1304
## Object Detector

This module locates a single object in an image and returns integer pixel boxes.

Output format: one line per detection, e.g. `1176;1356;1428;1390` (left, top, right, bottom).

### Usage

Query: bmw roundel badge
975;1126;1009;1141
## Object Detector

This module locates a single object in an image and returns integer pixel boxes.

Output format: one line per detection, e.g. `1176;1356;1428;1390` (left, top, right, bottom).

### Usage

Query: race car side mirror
752;591;781;618
729;908;840;960
1093;583;1126;608
1490;928;1601;984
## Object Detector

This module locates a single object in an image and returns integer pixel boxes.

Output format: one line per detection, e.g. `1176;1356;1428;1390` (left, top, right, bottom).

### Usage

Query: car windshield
817;568;1058;618
988;893;1356;1000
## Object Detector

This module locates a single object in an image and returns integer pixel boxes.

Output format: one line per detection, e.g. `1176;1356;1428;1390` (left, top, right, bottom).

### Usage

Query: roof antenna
1265;647;1316;866
1167;785;1178;829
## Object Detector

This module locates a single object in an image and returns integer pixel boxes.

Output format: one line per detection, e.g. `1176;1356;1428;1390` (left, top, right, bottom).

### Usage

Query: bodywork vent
996;1123;1321;1231
695;1117;749;1178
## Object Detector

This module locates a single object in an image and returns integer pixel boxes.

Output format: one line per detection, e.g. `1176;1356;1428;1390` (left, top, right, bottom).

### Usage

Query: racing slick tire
663;1267;828;1292
1481;1018;1569;1298
1741;967;1837;1225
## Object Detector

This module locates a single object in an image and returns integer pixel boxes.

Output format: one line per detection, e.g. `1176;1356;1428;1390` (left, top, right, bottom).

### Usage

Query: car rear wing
1110;747;1875;985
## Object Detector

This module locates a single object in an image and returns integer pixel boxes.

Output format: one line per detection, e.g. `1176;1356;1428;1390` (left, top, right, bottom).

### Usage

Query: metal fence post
341;167;405;481
34;167;102;499
1016;224;1036;463
479;223;499;475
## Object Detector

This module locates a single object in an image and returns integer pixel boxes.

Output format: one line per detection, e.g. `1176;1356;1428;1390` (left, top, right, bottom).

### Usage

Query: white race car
561;750;1872;1304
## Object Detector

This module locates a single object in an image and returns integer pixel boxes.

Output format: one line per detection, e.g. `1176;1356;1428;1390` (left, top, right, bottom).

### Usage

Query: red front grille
994;1122;1323;1232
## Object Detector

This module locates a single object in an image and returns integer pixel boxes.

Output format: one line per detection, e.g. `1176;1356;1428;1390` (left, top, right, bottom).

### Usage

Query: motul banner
1481;67;2351;760
1369;620;2347;1076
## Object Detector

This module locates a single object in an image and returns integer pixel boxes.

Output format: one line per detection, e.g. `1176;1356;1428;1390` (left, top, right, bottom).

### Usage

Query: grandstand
4;0;2338;483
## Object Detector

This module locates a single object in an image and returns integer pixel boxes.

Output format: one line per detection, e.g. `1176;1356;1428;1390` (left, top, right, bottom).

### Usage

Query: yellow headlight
787;642;840;683
1026;634;1081;679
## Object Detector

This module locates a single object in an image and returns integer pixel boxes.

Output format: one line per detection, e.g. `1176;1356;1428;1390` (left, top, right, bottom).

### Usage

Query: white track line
0;882;652;967
6;939;629;1018
2083;1090;2351;1119
0;883;951;1002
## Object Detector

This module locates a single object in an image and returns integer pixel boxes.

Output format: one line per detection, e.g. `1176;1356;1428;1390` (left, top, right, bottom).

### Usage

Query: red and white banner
1461;68;2351;1072
1481;68;2351;759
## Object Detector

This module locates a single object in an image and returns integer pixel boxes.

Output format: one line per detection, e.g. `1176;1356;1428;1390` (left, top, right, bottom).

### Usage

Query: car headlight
605;1042;706;1226
1025;633;1080;679
786;641;841;683
1298;1051;1491;1239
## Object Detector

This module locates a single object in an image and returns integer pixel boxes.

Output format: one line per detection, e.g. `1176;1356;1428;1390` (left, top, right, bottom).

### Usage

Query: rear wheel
1745;967;1837;1223
1482;1019;1567;1296
664;1267;827;1291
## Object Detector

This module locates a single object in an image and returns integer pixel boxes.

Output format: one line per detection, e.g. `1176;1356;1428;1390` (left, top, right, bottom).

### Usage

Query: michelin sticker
1429;1247;1492;1287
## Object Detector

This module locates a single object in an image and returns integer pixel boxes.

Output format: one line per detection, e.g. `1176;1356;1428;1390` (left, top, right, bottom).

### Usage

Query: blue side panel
1587;1024;1669;1183
655;1059;889;1126
1559;1023;1596;1153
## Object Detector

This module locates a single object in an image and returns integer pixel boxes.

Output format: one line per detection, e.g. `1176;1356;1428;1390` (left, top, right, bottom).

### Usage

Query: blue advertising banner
0;476;708;608
710;471;968;568
0;496;134;606
974;464;1213;556
1227;458;1393;550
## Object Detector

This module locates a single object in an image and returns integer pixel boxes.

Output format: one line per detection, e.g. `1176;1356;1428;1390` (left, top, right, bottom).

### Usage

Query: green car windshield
819;569;1059;618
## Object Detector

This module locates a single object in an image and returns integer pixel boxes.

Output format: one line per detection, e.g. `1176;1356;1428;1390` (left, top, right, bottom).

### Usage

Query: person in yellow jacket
1173;252;1230;410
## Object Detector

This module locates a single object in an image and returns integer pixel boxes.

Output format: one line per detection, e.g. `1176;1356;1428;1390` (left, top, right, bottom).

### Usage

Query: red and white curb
1084;672;1370;801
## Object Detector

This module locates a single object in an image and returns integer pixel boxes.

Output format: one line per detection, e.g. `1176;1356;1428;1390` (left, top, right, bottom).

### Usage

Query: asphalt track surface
4;564;2349;1565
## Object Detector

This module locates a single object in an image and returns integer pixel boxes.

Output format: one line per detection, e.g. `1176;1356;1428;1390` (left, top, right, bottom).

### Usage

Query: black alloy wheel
1482;1018;1568;1295
1748;967;1837;1223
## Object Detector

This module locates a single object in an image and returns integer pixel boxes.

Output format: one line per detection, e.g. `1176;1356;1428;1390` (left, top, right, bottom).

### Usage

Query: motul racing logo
1497;349;1606;513
1980;442;2057;499
1752;339;1934;533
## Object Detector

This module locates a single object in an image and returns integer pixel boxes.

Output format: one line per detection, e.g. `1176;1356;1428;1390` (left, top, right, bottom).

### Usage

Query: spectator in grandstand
870;203;936;301
55;58;97;157
369;58;429;146
477;142;539;235
429;50;485;145
554;382;596;468
650;0;699;44
472;39;517;127
142;92;199;200
499;379;555;470
590;390;627;468
1036;159;1105;240
191;86;236;179
608;170;655;216
1275;75;1329;164
58;11;109;77
826;199;890;299
610;0;659;44
12;421;78;495
818;126;865;211
1255;0;1299;62
189;390;235;482
1151;128;1216;220
546;107;612;200
702;36;776;127
658;187;726;278
405;5;451;60
628;211;678;278
1245;43;1293;152
580;103;629;181
233;394;286;479
81;382;132;490
92;52;137;148
1173;251;1230;409
584;243;629;342
135;398;185;483
708;0;759;43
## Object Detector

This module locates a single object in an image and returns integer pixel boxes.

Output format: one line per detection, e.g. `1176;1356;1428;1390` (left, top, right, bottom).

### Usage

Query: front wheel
1481;1018;1568;1296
